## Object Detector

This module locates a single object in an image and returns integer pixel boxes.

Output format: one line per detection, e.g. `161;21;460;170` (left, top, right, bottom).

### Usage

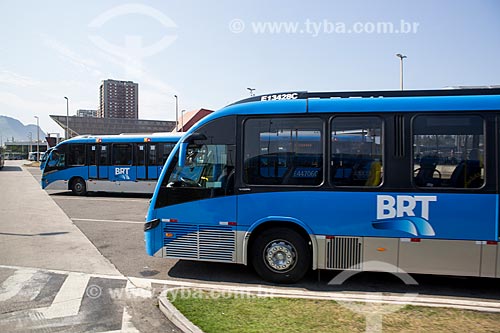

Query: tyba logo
372;195;437;236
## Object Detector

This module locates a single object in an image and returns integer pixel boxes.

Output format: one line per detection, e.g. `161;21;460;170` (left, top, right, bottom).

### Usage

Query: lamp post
34;116;40;161
247;87;256;96
28;132;32;159
396;53;407;90
64;96;69;139
174;95;179;132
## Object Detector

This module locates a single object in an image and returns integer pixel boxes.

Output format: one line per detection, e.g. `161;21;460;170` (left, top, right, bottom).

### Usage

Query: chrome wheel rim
263;240;297;273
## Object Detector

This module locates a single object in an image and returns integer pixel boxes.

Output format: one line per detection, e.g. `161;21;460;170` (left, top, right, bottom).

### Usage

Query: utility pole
34;116;40;161
174;95;179;132
64;96;69;139
396;53;407;90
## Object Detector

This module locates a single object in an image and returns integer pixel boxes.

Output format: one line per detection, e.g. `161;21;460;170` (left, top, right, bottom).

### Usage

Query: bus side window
100;145;109;166
243;117;323;186
113;144;132;165
331;116;383;187
67;144;86;166
412;115;484;189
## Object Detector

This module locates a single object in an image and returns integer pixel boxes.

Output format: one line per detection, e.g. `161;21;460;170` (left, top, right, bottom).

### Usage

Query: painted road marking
39;273;89;319
0;269;37;302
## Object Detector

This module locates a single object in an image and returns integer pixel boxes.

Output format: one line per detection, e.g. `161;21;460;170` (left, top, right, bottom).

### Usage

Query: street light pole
64;96;69;139
34;116;40;161
396;53;407;90
28;132;32;158
174;95;179;132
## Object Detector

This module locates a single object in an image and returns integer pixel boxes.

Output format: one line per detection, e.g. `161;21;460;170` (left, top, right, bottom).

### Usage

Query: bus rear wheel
71;178;87;196
251;227;311;284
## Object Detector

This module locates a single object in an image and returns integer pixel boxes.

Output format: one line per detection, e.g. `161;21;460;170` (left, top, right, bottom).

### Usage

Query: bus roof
56;132;183;146
182;88;500;138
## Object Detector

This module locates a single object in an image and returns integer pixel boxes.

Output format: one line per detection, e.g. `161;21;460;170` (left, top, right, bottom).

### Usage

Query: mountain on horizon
0;115;47;143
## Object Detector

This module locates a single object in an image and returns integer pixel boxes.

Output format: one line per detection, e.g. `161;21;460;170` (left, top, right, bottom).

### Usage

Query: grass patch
168;290;500;333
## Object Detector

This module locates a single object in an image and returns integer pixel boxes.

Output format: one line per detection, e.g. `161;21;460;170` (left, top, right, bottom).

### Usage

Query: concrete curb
158;288;204;333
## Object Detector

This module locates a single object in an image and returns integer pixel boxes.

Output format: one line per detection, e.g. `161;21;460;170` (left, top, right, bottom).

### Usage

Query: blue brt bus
42;133;182;195
145;89;500;283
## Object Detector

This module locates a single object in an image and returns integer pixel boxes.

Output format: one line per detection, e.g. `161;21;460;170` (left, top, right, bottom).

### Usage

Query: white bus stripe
72;218;144;224
52;196;148;203
40;273;89;319
0;269;37;302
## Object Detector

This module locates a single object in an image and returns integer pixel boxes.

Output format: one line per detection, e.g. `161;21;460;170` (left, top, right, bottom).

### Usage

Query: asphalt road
28;167;500;302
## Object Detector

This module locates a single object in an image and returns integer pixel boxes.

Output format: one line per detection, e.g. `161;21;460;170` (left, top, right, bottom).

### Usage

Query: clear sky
1;0;499;136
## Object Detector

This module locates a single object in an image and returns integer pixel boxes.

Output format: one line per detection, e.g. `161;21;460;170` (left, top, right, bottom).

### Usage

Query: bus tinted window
87;145;97;165
161;143;175;164
413;115;484;188
331;116;383;187
136;144;146;166
67;144;86;166
100;145;109;166
148;144;157;165
113;144;132;165
243;118;323;186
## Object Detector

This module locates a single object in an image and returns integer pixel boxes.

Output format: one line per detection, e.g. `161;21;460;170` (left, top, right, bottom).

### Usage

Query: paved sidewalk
0;160;120;276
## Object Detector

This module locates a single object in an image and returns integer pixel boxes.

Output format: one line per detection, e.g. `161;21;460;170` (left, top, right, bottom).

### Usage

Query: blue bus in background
41;133;182;195
145;89;500;283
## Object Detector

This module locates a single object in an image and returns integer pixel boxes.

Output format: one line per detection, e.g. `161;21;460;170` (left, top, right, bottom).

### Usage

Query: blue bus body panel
236;192;498;241
136;166;146;180
42;166;88;189
145;191;498;256
148;166;158;179
145;195;237;256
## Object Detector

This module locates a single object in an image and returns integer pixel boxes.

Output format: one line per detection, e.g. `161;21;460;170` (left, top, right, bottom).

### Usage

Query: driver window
167;144;235;195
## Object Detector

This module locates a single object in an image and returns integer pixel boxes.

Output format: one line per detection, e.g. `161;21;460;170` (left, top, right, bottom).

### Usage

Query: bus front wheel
71;178;87;196
251;227;311;284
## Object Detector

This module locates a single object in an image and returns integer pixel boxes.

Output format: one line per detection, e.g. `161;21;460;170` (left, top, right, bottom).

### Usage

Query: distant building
177;108;214;132
99;79;139;119
50;115;175;137
76;109;98;117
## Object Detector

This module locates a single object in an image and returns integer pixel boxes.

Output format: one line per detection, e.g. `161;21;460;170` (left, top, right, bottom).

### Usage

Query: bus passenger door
88;144;98;179
98;145;109;179
147;144;158;180
136;143;147;180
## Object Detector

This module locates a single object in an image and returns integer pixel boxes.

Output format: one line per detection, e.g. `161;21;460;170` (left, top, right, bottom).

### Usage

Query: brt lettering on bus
373;195;437;237
115;167;130;176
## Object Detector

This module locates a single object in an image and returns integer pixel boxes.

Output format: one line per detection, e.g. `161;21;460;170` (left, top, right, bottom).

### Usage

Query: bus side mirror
178;133;206;167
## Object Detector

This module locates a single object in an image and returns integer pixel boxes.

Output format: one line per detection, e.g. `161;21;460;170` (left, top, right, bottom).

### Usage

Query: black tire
251;227;311;284
71;177;87;196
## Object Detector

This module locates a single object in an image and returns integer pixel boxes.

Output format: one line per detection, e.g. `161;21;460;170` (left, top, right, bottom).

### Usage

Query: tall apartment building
98;79;139;119
77;109;98;117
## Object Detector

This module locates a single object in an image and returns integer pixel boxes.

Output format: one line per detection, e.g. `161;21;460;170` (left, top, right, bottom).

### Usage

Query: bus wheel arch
248;221;314;283
70;177;87;196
